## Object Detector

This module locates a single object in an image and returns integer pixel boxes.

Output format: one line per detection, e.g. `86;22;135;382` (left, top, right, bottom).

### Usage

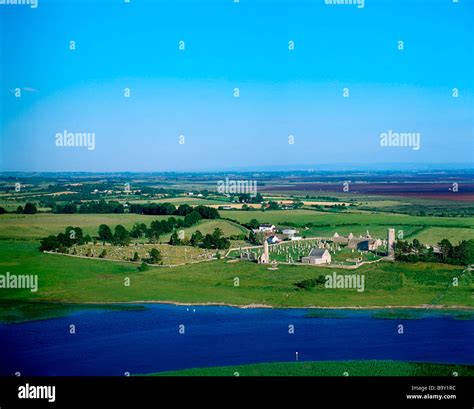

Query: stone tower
259;240;269;264
387;228;395;257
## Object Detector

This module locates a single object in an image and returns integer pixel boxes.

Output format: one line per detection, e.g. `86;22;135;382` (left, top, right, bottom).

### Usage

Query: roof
260;224;274;228
308;248;327;258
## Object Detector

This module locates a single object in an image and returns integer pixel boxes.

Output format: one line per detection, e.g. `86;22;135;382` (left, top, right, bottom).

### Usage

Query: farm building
301;248;331;265
259;224;276;233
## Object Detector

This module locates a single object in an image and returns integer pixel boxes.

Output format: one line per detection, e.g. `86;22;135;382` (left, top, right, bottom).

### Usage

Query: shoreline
33;299;474;311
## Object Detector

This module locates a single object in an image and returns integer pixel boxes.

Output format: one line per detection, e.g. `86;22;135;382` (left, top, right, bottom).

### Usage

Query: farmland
220;209;473;244
0;172;473;319
0;213;170;240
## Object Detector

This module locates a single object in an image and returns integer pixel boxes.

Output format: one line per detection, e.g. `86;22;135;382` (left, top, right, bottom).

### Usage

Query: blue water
1;305;473;375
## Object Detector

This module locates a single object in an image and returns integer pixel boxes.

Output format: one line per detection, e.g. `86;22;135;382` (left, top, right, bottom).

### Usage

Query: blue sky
1;0;473;172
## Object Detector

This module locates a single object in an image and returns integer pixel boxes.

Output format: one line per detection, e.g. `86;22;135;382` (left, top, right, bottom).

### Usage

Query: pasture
220;209;474;243
0;213;172;240
412;227;473;245
0;241;471;309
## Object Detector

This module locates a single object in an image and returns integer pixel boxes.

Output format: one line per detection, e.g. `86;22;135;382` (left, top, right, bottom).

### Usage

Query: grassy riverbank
148;360;474;376
0;240;472;322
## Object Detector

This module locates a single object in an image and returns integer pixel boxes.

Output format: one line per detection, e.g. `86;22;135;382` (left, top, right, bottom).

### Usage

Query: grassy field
221;209;474;229
412;227;474;245
0;214;247;246
0;213;171;240
0;241;471;310
221;209;473;243
148;360;474;376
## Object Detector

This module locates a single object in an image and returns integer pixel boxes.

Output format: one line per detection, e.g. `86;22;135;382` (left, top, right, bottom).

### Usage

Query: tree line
395;238;474;265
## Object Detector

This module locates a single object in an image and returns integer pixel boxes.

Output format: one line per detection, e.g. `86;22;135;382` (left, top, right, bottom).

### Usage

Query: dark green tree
149;248;162;264
98;224;113;243
113;225;130;246
23;202;38;214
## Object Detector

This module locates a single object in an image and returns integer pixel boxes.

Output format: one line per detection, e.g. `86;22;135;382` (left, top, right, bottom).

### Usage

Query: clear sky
0;0;473;172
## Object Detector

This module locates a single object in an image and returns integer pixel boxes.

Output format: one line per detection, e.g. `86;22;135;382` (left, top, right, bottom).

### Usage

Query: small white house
259;224;276;233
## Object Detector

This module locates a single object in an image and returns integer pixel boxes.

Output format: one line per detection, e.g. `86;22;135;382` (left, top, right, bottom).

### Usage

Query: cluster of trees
129;203;219;219
39;227;92;252
361;204;474;218
130;212;203;240
39;210;208;253
236;193;264;203
44;201;220;218
97;224;132;246
52;200;125;214
169;228;230;250
395;239;474;265
0;203;38;214
198;228;230;249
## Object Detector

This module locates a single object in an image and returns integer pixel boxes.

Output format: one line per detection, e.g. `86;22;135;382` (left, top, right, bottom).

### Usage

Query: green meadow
0;213;167;240
221;209;473;243
221;209;474;229
0;241;471;313
149;360;474;376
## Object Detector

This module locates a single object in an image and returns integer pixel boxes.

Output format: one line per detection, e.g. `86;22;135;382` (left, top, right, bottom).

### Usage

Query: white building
301;248;331;265
259;224;276;233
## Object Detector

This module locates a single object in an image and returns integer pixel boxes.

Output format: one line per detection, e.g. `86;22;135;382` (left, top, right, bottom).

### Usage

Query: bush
295;275;327;290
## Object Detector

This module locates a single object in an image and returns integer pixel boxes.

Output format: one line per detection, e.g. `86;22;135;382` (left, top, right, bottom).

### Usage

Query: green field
148;360;474;376
0;241;471;310
412;227;474;245
221;209;473;243
126;197;224;206
0;213;169;240
221;209;474;229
